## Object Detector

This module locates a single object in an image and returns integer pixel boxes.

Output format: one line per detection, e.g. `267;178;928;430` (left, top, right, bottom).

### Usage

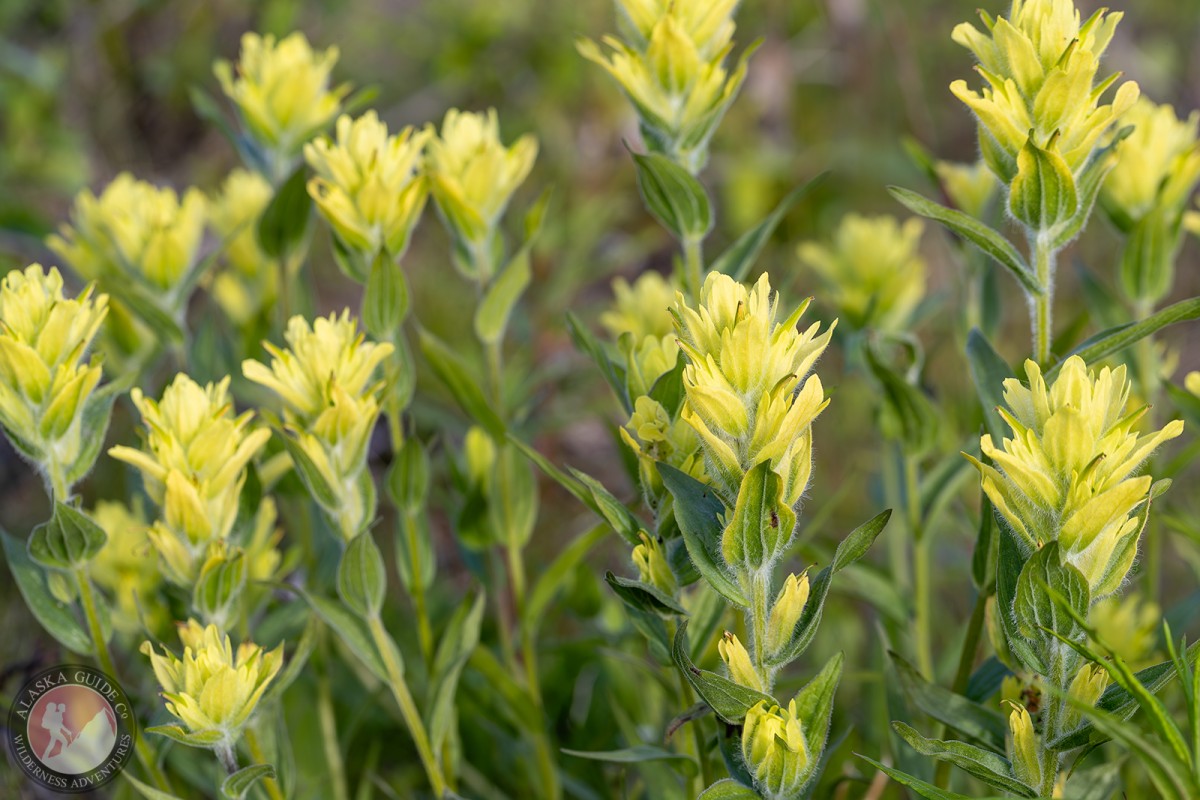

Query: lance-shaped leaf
561;745;697;776
337;533;387;619
855;755;1029;800
1050;295;1200;377
605;572;686;615
889;651;1006;750
258;166;312;261
697;779;760;799
222;764;277;800
672;620;774;724
892;722;1037;797
418;328;506;437
1014;542;1089;648
565;312;630;414
2;530;92;653
712;174;826;281
427;591;485;755
994;528;1047;674
658;462;748;607
790;651;844;771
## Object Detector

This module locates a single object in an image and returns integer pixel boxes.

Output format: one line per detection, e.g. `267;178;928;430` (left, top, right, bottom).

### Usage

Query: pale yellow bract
968;356;1183;595
742;698;811;799
141;621;283;746
208;169;277;325
1102;97;1200;228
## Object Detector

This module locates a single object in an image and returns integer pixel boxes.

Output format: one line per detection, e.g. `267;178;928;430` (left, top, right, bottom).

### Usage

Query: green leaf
889;651;1006;749
492;445;538;549
293;588;388;682
966;329;1015;444
1051;295;1200;377
525;523;608;634
428;591;485;756
605;572;687;615
696;779;759;799
889;187;1041;296
475;246;532;345
28;503;108;571
1052;128;1128;250
672;620;774;724
565;312;630;414
271;427;340;510
632;151;713;240
257;165;312;261
561;745;696;776
193;549;246;623
994;529;1046;674
362;254;410;338
657;463;748;607
66;382;122;486
1009;137;1078;232
262;614;319;706
566;467;643;546
387;436;430;514
222;764;277;800
711;174;825;281
791;651;843;759
2;529;91;653
892;722;1037;797
417;328;506;438
856;755;1017;800
337;533;387;619
102;278;185;344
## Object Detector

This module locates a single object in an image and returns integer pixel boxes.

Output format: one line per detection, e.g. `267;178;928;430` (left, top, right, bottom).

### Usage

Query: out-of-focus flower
600;272;677;342
243;312;392;539
1101;98;1200;303
936;159;1000;220
1187;372;1200;397
425;109;537;277
798;214;926;333
89;499;163;634
1089;592;1161;669
579;0;750;173
141;621;283;748
0;264;108;497
208;169;277;326
967;356;1183;595
215;32;348;176
305;111;430;261
49;173;207;305
109;375;271;585
742;699;812;798
632;531;676;594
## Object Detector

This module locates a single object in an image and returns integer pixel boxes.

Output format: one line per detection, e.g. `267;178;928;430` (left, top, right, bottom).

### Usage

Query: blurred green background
3;0;1200;797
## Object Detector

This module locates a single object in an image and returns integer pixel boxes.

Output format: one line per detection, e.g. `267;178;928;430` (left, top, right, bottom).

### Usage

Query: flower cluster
49;173;207;305
305;111;430;264
208;169;277;326
215;32;348;178
968;356;1182;595
951;0;1137;232
578;0;750;173
142;621;283;749
798;214;926;333
88;499;163;634
243;311;392;540
0;264;108;498
742;699;815;799
109;375;271;585
425;108;538;277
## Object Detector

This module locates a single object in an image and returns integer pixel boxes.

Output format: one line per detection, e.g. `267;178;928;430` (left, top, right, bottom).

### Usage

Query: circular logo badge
6;665;137;793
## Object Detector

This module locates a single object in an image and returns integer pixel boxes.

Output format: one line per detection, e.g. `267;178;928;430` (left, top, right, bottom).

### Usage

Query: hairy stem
683;233;705;304
903;455;933;680
1031;234;1056;365
404;509;435;667
749;569;772;691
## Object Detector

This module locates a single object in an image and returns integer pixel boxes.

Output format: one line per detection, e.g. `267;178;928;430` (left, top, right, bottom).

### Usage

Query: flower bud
766;572;810;657
214;32;348;175
1189;372;1200;398
141;621;283;748
109;374;271;585
797;214;926;333
632;532;676;595
718;631;763;692
1007;704;1041;789
1060;662;1109;731
967;356;1182;596
425;109;537;277
305;111;430;262
0;264;108;497
464;426;498;490
578;0;750;173
674;272;833;520
48;173;207;308
742;699;811;799
243;311;393;540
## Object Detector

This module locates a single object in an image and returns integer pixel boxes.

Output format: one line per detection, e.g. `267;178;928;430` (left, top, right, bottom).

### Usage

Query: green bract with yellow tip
109;374;271;585
579;0;750;174
967;355;1183;596
141;620;283;749
742;698;812;799
305;111;430;262
0;264;108;498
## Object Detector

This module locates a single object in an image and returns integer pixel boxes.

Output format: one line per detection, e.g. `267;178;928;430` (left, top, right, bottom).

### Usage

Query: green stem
903;454;934;680
316;646;351;800
47;458;70;504
748;569;772;691
933;587;989;789
367;615;447;797
1132;298;1163;602
74;569;173;793
683;233;704;303
244;725;286;800
215;741;239;776
1031;234;1056;365
404;509;435;668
